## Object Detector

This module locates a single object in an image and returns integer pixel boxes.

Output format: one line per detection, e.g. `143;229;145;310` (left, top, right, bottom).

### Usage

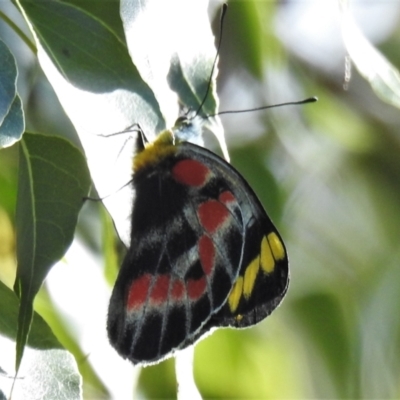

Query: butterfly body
107;126;289;365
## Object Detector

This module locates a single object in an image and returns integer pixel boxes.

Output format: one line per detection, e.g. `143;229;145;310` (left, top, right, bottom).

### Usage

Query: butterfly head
172;114;204;143
133;114;205;174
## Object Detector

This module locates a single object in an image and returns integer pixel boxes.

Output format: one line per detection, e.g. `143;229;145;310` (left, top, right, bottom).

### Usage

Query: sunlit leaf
0;281;81;400
340;0;400;109
0;336;82;400
120;0;219;121
17;0;163;246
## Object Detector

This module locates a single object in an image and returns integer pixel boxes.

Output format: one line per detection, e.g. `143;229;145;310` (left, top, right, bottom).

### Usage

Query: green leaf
0;280;61;349
14;133;91;370
0;281;82;399
18;0;163;132
17;0;165;246
0;39;25;149
62;0;125;43
222;1;265;79
19;1;143;93
291;292;352;398
139;358;176;399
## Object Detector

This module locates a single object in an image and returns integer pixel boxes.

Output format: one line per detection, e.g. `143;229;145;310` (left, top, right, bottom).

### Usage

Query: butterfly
107;116;289;365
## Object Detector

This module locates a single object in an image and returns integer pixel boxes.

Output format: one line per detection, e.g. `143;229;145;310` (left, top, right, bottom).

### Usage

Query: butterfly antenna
208;96;318;117
194;3;228;118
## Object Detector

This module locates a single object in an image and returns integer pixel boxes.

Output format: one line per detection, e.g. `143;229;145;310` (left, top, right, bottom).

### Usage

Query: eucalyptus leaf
0;39;24;149
0;336;82;400
0;281;61;350
15;133;91;369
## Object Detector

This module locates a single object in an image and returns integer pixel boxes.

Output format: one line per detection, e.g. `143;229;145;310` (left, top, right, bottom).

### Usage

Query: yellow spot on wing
228;276;243;313
260;235;275;273
133;129;176;172
267;232;285;261
243;256;260;299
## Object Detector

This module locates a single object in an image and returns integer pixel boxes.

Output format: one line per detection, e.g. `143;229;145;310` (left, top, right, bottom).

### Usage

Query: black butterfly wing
107;143;244;364
204;206;289;330
176;144;289;341
107;141;289;365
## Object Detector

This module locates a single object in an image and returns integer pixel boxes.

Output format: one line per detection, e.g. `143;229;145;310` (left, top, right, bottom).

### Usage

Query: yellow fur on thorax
133;130;177;172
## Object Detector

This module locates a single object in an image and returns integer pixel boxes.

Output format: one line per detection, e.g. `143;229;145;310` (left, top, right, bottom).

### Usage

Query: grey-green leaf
0;39;24;149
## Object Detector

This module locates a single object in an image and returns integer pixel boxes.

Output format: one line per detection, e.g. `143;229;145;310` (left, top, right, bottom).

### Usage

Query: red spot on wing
150;275;170;304
198;200;230;234
127;274;151;311
172;159;210;187
219;190;236;205
198;235;215;275
187;277;207;300
171;279;186;301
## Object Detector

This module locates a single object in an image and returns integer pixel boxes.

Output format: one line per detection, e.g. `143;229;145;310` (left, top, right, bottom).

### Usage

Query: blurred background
1;0;400;398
